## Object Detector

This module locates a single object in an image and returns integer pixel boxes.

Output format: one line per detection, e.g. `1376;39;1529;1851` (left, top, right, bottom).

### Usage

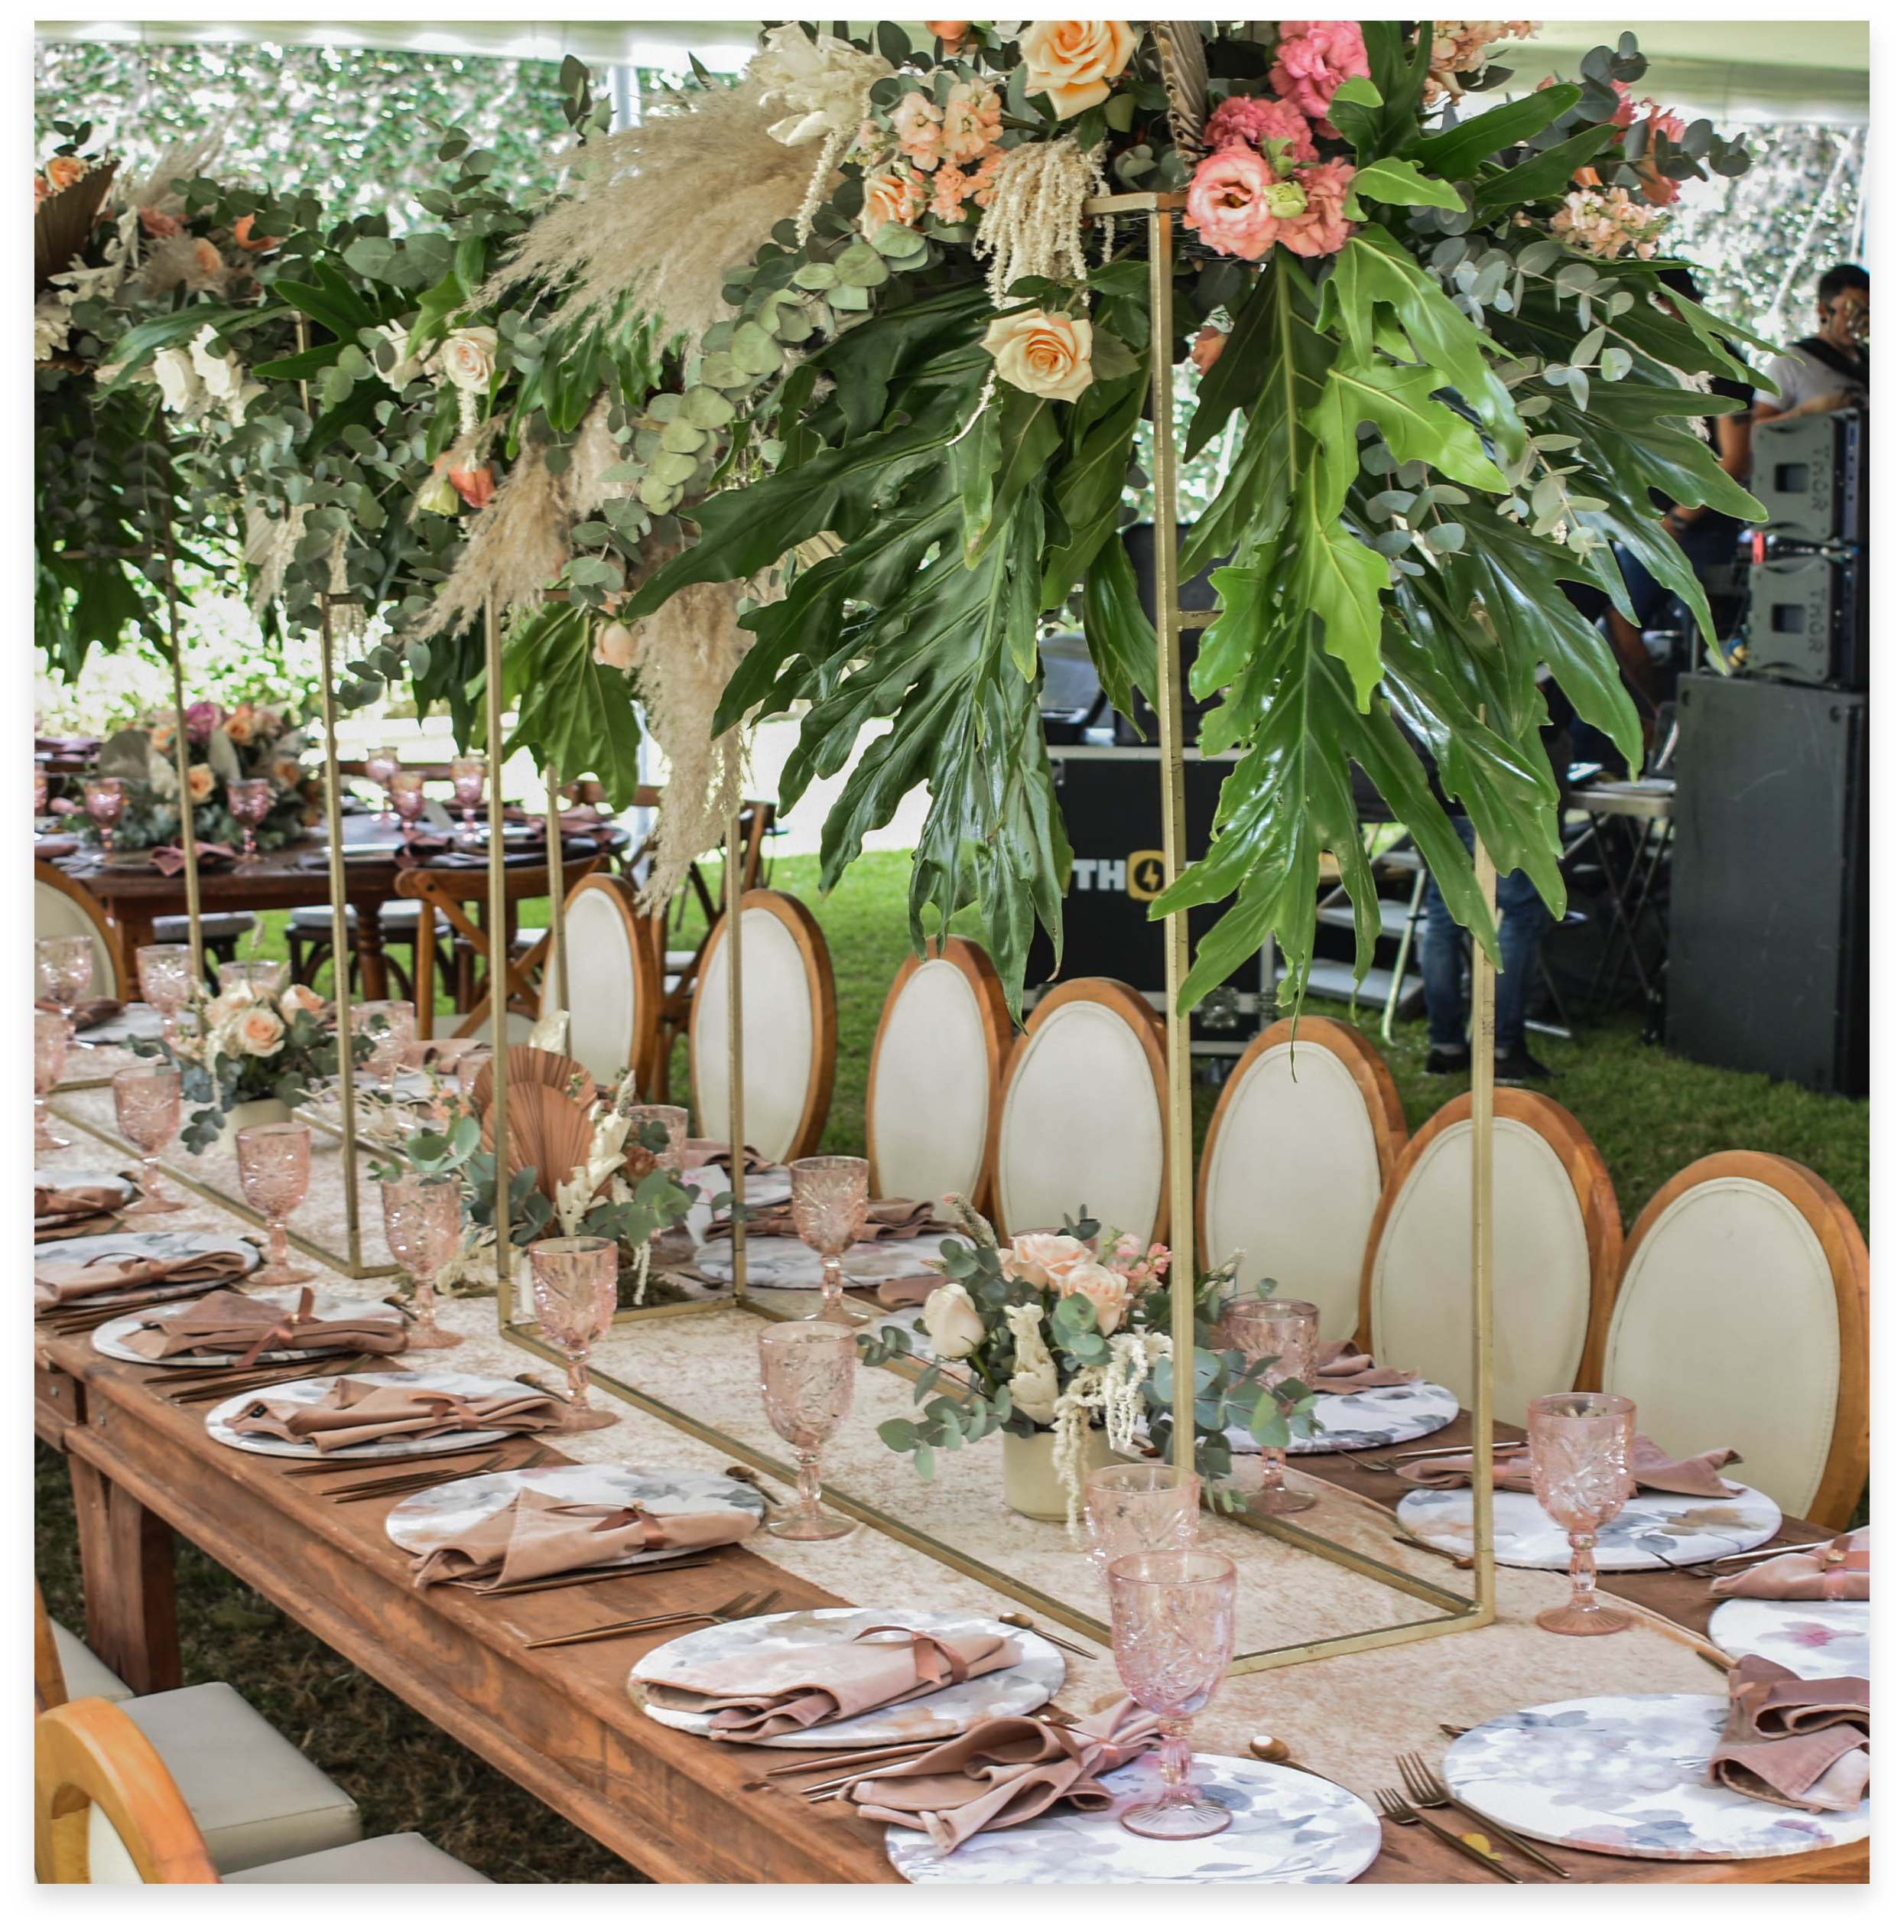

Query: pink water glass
354;1000;416;1094
228;777;271;859
136;942;196;1045
1529;1392;1637;1638
528;1234;620;1432
219;958;287;999
112;1065;190;1216
453;1042;492;1111
449;756;485;840
233;1122;316;1288
757;1322;856;1540
1107;1550;1238;1840
34;1008;70;1152
788;1155;869;1323
387;768;427;836
83;776;126;856
36;935;96;1048
1220;1293;1320;1517
379;1172;464;1349
1085;1463;1201;1583
364;746;399;823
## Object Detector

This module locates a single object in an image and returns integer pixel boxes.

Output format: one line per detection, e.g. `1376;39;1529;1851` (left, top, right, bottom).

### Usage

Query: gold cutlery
997;1611;1094;1658
1358;1441;1524;1473
1439;1723;1470;1741
522;1586;782;1651
320;1444;558;1503
1396;1751;1571;1877
1688;1538;1837;1578
1374;1786;1525;1881
1392;1532;1473;1569
763;1742;931;1781
475;1556;716;1596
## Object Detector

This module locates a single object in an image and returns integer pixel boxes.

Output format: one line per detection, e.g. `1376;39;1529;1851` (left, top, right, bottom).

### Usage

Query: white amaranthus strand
1051;1373;1107;1536
632;1238;651;1308
1102;1333;1152;1456
973;136;1103;307
794;126;847;244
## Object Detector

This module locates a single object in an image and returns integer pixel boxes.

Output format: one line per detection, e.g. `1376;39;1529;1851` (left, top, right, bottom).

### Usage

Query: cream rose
439;325;498;393
280;983;325;1021
593;620;641;672
1062;1258;1132;1335
1018;20;1137;119
981;308;1095;403
232;1005;286;1058
921;1283;987;1361
1002;1231;1091;1291
151;346;205;417
858;162;927;242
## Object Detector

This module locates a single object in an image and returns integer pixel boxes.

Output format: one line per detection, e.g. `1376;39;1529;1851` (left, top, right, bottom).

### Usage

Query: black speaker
1666;674;1867;1094
1744;551;1864;688
1750;408;1866;547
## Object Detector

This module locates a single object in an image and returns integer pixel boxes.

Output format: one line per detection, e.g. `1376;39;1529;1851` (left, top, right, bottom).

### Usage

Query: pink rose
44;154;86;194
1063;1259;1133;1336
1269;20;1371;133
1191;324;1227;375
1204;93;1318;164
1186;145;1280;261
138;207;183;239
1264;158;1358;259
232;1005;286;1058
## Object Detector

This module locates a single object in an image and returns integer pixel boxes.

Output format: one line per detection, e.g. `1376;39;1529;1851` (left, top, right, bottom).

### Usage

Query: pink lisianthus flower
1204;93;1318;164
1186;144;1281;260
1265;158;1360;258
1269;20;1371;135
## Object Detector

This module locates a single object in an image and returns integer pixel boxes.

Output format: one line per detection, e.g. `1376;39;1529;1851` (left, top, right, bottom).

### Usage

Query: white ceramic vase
999;1423;1119;1521
212;1095;293;1157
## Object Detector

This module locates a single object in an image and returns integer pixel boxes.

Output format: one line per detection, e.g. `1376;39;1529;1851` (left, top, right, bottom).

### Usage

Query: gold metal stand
725;798;748;1299
541;763;570;1020
315;591;364;1272
157;509;203;977
484;594;514;1310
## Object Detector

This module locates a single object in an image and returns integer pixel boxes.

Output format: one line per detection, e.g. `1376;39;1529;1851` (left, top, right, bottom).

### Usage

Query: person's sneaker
1494;1049;1556;1083
1424;1045;1470;1075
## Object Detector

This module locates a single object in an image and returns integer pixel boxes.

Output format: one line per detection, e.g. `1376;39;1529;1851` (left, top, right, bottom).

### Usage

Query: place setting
34;1227;262;1333
1704;1527;1870;1681
34;1166;141;1238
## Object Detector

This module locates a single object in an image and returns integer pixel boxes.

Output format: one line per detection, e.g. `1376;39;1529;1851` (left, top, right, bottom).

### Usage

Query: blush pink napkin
412;1488;758;1589
119;1290;406;1362
1311;1339;1420;1393
847;1696;1162;1852
638;1625;1022;1742
224;1377;564;1454
1707;1653;1869;1812
151;843;237;876
34;1183;128;1238
1393;1429;1743;1498
876;1274;946;1310
706;1199;951;1245
1711;1529;1870;1602
684;1140;772;1174
34;1245;256;1309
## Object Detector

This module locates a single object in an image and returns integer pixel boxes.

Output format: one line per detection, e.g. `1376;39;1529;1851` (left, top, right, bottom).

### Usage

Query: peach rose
1002;1231;1090;1291
232;213;280;252
1204;93;1318;164
34;175;48;207
1269;20;1370;132
858;161;928;241
1191;324;1227;375
594;620;641;671
1062;1258;1132;1335
223;704;255;745
981;307;1095;403
1186;145;1280;261
232;1005;286;1058
927;21;971;47
187;763;216;803
44;154;86;194
280;983;325;1020
138;207;183;239
1019;19;1137;119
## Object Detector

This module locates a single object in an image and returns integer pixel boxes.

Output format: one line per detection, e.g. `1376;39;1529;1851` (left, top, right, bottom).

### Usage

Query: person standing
1755;262;1869;423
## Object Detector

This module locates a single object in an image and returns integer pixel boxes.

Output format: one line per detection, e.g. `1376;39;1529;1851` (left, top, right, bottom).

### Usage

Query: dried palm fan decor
468;1045;593;1121
35;159;118;293
1149;18;1209;164
480;1078;598;1212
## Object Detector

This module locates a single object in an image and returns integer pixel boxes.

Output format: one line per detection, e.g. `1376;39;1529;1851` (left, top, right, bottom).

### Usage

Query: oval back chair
1363;1089;1622;1418
987;978;1168;1245
1584;1153;1869;1527
538;872;660;1091
1197;1017;1408;1343
34;861;124;1001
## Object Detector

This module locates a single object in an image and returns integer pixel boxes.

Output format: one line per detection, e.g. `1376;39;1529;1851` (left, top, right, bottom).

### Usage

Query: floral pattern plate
1220;1381;1460;1456
1441;1693;1870;1859
34;1167;134;1202
1396;1483;1783;1569
682;1165;793;1209
89;1288;400;1367
205;1368;530;1461
888;1755;1383;1884
385;1462;764;1567
74;1005;165;1045
693;1234;954;1290
632;1605;1066;1749
1707;1600;1869;1681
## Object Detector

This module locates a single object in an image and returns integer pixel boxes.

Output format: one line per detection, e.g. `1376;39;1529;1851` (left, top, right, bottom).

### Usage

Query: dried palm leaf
468;1044;594;1121
1151;20;1210;165
35;160;119;293
481;1078;596;1201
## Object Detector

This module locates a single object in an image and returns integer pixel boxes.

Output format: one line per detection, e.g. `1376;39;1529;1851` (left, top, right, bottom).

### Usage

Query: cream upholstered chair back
539;873;658;1090
1585;1154;1869;1527
988;978;1168;1244
1197;1018;1407;1344
1363;1091;1622;1417
866;940;1012;1212
34;862;122;1002
690;890;836;1164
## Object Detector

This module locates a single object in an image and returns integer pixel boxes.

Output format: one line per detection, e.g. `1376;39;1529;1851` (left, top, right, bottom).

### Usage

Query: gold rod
485;595;512;1309
1146;203;1196;1469
316;600;362;1271
157;503;203;981
726;798;747;1300
1470;836;1498;1622
542;762;568;1027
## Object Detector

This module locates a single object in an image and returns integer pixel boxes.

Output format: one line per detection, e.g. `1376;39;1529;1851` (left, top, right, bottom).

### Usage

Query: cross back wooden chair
986;977;1169;1246
1581;1153;1870;1527
1197;1016;1409;1344
34;860;125;1000
1361;1089;1623;1419
865;938;1013;1215
688;888;837;1164
538;870;661;1088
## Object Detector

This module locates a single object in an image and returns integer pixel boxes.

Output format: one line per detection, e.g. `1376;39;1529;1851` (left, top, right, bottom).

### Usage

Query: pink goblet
449;756;485;841
34;1008;70;1152
1220;1293;1320;1516
112;1065;190;1215
136;942;196;1046
83;776;126;857
353;1000;415;1096
1529;1392;1637;1638
233;1122;316;1288
387;769;427;837
529;1235;620;1431
219;959;287;999
788;1154;869;1323
1086;1463;1201;1584
36;935;96;1049
379;1173;464;1349
363;746;399;824
34;763;49;820
757;1322;856;1540
228;777;271;860
1107;1550;1237;1840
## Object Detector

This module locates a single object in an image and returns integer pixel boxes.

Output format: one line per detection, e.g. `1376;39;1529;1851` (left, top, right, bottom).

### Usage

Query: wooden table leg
69;1455;182;1695
351;896;390;1002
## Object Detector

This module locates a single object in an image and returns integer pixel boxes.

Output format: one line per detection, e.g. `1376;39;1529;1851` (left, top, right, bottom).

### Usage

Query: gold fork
523;1586;782;1651
1396;1751;1570;1877
1374;1786;1525;1882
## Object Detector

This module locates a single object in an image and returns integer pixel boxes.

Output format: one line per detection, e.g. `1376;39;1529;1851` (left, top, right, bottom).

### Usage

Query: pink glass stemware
34;1007;70;1152
112;1065;190;1215
626;1103;694;1260
228;777;271;860
353;1000;416;1095
757;1322;856;1540
34;763;49;819
528;1235;619;1431
1220;1294;1320;1516
234;1122;316;1287
388;768;427;836
364;746;399;823
1085;1463;1201;1583
1107;1550;1237;1840
36;935;96;1049
449;756;485;839
136;942;196;1046
83;776;125;856
788;1155;869;1323
1529;1392;1637;1637
219;958;287;999
379;1173;464;1349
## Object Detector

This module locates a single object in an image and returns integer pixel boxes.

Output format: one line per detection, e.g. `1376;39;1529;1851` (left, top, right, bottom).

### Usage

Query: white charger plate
1220;1381;1460;1456
1707;1599;1868;1681
694;1234;956;1289
385;1462;763;1569
90;1289;400;1366
74;1004;165;1045
888;1754;1383;1884
1396;1483;1783;1569
632;1605;1065;1749
206;1368;530;1461
1442;1693;1869;1860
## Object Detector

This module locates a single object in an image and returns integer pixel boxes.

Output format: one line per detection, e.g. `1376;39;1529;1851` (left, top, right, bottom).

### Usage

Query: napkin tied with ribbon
151;843;237;876
684;1141;773;1174
848;1696;1162;1852
119;1290;406;1364
411;1487;757;1589
225;1377;564;1455
37;997;125;1031
1393;1430;1743;1497
639;1624;1022;1742
1707;1654;1869;1812
34;1244;255;1309
1311;1339;1421;1393
706;1199;951;1246
34;1182;129;1237
1710;1529;1870;1602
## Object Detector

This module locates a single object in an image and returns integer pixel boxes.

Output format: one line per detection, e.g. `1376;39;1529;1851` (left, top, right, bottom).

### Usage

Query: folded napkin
876;1273;946;1310
706;1199;950;1245
1310;1339;1421;1393
34;1244;255;1309
34;1182;129;1238
640;1624;1023;1743
34;836;80;860
151;843;237;876
1393;1430;1743;1498
1711;1529;1870;1602
36;997;125;1030
119;1289;406;1364
411;1486;757;1589
225;1377;565;1454
848;1696;1161;1852
684;1140;772;1174
1708;1653;1870;1812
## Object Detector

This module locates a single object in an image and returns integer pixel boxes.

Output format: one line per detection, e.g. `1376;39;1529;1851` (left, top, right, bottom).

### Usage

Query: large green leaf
1308;357;1507;493
1473;122;1618;210
1415;84;1581;179
498;602;643;808
1080;535;1158;724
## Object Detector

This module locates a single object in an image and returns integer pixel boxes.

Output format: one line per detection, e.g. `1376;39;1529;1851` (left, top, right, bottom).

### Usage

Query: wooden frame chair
1360;1088;1622;1416
1582;1153;1870;1527
688;888;837;1164
34;860;125;1000
865;938;1013;1214
986;977;1170;1246
538;871;661;1088
37;1696;221;1884
1196;1016;1408;1343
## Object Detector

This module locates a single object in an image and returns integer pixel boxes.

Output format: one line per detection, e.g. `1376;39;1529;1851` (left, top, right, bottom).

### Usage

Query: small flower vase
1000;1423;1118;1521
212;1095;293;1157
